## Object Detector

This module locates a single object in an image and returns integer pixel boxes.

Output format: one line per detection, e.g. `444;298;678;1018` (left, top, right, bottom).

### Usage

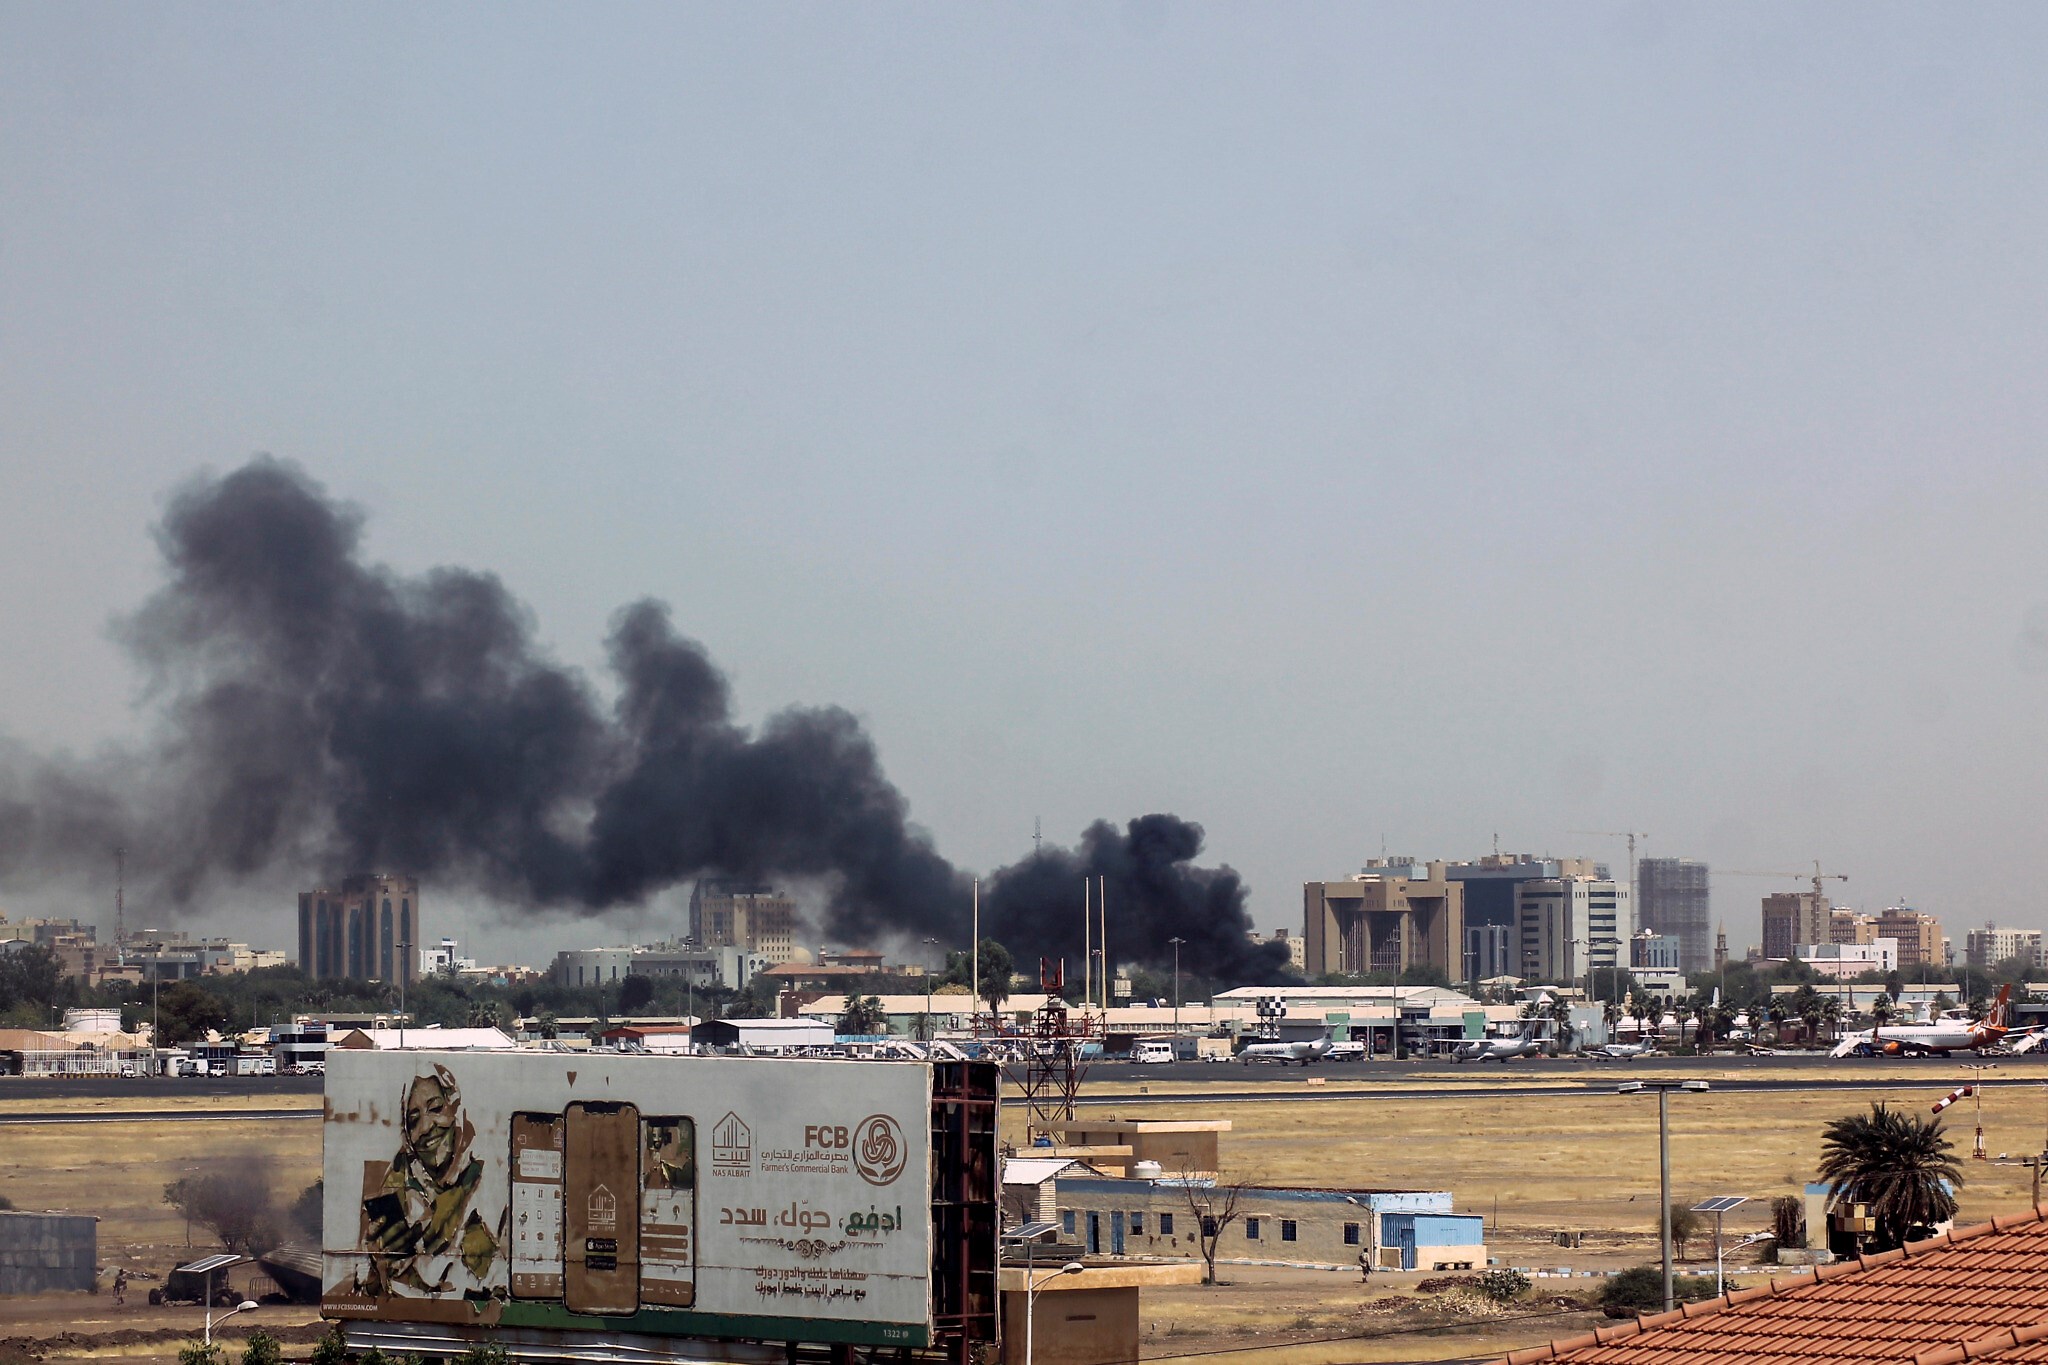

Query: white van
1131;1040;1176;1065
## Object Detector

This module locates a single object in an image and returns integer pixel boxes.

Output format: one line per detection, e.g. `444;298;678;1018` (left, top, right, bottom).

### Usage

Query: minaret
1714;922;1728;973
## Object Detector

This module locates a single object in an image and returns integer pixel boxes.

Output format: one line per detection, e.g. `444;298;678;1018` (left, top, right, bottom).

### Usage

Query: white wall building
1514;877;1635;984
1965;924;2044;970
1796;939;1899;978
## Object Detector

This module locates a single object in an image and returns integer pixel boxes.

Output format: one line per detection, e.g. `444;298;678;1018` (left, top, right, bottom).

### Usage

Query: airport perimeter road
0;1074;323;1102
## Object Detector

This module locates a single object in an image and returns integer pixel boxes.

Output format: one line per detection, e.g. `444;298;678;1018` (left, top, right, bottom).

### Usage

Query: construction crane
1717;860;1848;899
1569;830;1649;894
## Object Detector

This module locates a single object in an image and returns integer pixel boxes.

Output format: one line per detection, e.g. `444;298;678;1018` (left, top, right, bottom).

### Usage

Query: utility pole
1620;1080;1709;1312
1167;937;1185;1033
113;847;125;966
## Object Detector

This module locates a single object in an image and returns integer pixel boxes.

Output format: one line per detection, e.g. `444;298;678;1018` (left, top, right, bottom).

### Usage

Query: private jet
1590;1041;1660;1060
1452;1025;1543;1063
1239;1036;1333;1066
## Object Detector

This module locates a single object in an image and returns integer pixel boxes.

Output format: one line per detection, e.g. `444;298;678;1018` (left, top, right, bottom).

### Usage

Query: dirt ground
5;1062;2043;1362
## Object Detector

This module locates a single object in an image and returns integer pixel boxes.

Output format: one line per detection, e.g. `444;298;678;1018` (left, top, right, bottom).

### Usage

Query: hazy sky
5;5;2048;964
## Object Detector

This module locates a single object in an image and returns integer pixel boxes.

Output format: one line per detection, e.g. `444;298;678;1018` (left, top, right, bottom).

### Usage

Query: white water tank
62;1008;122;1034
1132;1160;1164;1180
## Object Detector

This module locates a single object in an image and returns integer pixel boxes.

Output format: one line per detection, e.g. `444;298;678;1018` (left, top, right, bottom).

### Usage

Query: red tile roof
1496;1207;2048;1365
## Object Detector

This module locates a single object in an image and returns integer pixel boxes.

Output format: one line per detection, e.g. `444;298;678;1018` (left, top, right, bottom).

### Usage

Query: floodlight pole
1620;1080;1708;1313
1660;1089;1672;1307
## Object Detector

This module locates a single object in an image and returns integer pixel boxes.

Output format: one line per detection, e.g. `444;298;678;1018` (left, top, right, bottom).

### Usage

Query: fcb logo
852;1114;907;1186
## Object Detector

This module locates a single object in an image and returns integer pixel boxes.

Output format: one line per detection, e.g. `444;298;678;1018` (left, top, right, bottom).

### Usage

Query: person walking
111;1268;127;1304
1357;1248;1372;1283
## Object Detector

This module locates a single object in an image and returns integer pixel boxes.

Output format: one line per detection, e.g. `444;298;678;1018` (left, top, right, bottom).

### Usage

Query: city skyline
5;9;2048;963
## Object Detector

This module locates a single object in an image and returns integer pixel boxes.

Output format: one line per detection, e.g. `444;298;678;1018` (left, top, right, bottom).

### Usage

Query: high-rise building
1303;861;1464;978
1443;855;1603;982
1873;907;1943;972
1636;858;1711;974
1965;923;2043;970
1514;876;1635;983
689;880;800;962
1760;892;1838;961
298;873;419;985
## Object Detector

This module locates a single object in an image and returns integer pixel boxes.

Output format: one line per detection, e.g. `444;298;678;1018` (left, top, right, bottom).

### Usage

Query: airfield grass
5;1066;2044;1361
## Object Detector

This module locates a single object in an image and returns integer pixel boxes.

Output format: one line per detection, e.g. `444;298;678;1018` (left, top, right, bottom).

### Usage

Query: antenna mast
114;847;125;963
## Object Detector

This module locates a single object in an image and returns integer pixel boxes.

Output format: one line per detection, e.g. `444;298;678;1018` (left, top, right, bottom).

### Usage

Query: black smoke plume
0;458;1285;982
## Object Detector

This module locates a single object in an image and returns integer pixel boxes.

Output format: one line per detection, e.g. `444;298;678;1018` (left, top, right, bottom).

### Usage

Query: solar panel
1003;1221;1062;1243
1691;1196;1748;1214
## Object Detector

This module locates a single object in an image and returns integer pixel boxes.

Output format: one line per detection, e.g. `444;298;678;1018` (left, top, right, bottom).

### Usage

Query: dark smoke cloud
0;458;1282;982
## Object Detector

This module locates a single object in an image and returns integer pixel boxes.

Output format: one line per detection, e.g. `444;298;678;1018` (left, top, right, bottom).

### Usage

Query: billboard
321;1049;990;1352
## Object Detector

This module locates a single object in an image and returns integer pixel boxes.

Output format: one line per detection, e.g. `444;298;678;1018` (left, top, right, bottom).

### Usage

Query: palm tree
1817;1102;1962;1252
838;994;887;1036
1602;997;1623;1043
1627;990;1655;1043
1672;999;1694;1052
1765;999;1792;1043
1819;995;1844;1043
1548;995;1576;1052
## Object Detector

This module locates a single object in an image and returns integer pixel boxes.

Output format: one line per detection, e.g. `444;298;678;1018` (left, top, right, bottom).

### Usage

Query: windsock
1932;1084;1974;1115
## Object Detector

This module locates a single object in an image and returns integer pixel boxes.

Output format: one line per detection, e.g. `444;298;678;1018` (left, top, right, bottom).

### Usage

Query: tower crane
1568;830;1649;893
1717;861;1848;899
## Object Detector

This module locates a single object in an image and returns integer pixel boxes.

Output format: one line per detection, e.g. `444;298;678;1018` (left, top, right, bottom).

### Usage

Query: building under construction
1638;857;1712;973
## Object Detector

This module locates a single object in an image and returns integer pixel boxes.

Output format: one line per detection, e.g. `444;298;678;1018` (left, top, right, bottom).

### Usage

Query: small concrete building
691;1017;835;1050
0;1211;98;1294
1047;1120;1229;1177
998;1258;1203;1365
1055;1177;1486;1271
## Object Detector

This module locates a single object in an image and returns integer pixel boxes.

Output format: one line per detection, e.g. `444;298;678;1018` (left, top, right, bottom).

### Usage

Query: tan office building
1761;891;1832;961
689;880;801;962
1303;862;1464;978
1875;907;1943;971
298;873;419;985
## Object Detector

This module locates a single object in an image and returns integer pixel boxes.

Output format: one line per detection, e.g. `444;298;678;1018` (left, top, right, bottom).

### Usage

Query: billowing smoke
0;458;1285;982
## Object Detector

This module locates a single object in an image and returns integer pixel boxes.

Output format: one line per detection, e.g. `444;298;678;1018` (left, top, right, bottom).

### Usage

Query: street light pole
1024;1256;1084;1365
1620;1079;1709;1312
1167;937;1185;1033
204;1289;258;1346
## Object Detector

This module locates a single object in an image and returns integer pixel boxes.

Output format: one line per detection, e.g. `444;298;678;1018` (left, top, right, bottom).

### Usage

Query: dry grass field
5;1062;2044;1362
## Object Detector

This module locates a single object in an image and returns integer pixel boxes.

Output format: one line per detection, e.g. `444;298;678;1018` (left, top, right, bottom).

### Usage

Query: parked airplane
1452;1025;1543;1063
1591;1041;1659;1060
1831;985;2021;1058
1240;1036;1333;1066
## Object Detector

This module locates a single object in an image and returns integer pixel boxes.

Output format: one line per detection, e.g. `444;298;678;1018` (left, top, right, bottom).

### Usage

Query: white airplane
1453;1025;1543;1063
1831;985;2022;1058
1240;1036;1333;1066
1591;1041;1659;1060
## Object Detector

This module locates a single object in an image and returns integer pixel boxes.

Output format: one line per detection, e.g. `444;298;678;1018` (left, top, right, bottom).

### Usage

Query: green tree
1819;995;1844;1042
946;941;1014;1011
288;1179;322;1239
1600;1266;1718;1315
457;1345;510;1365
156;981;232;1047
1870;993;1895;1030
837;994;886;1035
1547;995;1575;1051
0;944;62;1018
308;1327;349;1365
178;1345;222;1365
1818;1102;1963;1252
240;1331;284;1365
617;973;656;1015
1668;1202;1702;1257
163;1170;278;1254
